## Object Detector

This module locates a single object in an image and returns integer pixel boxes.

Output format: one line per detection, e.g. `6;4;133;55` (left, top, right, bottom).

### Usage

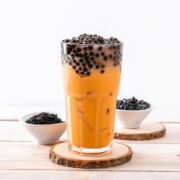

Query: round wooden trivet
114;123;166;140
49;142;132;168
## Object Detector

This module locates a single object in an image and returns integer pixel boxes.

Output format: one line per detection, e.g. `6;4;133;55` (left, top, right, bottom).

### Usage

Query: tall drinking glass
61;39;122;154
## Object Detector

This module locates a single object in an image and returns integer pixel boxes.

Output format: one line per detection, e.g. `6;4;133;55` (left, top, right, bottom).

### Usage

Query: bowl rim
116;106;153;113
19;112;66;127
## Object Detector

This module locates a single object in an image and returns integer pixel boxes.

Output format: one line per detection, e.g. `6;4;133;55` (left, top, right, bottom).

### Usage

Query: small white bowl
116;107;153;129
20;112;66;145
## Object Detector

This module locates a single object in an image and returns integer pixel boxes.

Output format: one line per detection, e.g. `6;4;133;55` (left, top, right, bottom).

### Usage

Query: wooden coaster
114;123;166;140
49;142;132;168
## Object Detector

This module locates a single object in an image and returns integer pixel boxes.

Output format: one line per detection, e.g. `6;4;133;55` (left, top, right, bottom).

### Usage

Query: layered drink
61;34;123;153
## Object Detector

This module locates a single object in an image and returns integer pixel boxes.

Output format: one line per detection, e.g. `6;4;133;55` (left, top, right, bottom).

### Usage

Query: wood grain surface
0;117;180;179
49;142;132;168
114;123;166;140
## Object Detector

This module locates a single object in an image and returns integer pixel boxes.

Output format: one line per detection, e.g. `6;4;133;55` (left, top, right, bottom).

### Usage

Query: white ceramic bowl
20;112;66;145
116;107;153;129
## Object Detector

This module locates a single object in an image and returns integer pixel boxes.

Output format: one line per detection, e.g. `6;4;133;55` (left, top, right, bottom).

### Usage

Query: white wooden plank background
0;108;180;179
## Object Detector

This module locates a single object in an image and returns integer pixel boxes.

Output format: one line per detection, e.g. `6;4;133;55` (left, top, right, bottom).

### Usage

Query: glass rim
61;41;123;47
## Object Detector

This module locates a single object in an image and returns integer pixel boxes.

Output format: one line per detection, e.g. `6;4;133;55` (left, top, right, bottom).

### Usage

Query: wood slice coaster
49;142;132;169
114;123;166;140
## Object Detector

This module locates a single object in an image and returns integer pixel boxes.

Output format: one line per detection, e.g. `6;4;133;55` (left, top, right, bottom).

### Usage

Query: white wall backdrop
0;0;180;107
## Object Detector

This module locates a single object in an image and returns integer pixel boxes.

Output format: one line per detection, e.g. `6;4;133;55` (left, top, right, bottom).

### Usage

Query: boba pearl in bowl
20;112;66;145
116;97;152;129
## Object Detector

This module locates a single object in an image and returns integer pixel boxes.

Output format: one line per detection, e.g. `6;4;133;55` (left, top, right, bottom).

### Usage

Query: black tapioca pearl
66;44;72;48
79;72;84;76
86;60;90;64
90;57;94;61
85;56;89;61
71;45;76;49
82;62;86;67
79;59;84;63
78;66;83;71
97;46;102;51
78;53;83;57
104;56;107;61
113;63;117;66
71;54;75;58
84;40;91;44
114;51;117;55
75;61;80;66
67;48;72;55
84;52;88;57
89;51;94;56
83;67;88;72
69;62;72;66
86;71;90;76
95;53;100;58
88;64;93;68
108;54;112;59
73;49;77;53
72;61;76;65
64;39;70;43
100;69;105;73
95;64;99;69
77;48;81;52
101;52;105;56
109;46;112;50
113;46;116;49
91;58;95;62
83;47;88;51
76;70;79;74
93;61;97;66
75;53;79;57
88;46;93;50
87;61;92;68
72;65;76;69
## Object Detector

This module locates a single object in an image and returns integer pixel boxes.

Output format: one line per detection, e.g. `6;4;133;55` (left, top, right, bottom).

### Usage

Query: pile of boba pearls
26;112;63;125
116;97;151;110
61;34;122;77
